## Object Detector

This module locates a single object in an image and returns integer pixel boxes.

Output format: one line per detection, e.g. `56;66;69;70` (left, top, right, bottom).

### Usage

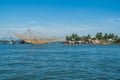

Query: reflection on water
0;43;120;80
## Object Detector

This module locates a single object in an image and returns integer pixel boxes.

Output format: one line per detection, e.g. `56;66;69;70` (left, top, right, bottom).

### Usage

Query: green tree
71;33;74;41
66;33;81;41
66;35;71;41
86;34;91;40
111;33;115;39
115;38;120;44
108;33;114;39
99;32;103;39
75;36;81;41
70;33;81;41
103;33;108;39
96;32;103;40
74;33;79;40
114;35;118;40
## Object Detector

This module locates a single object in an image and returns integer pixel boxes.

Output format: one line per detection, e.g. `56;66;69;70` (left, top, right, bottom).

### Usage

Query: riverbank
62;40;120;45
64;32;120;45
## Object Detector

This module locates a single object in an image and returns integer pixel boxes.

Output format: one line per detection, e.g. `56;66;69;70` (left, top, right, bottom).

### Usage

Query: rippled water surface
0;43;120;80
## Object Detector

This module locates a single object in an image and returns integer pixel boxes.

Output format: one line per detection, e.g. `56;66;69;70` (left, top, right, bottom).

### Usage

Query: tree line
65;32;120;44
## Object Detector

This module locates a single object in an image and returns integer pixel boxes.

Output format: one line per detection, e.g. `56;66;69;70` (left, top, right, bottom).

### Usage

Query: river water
0;43;120;80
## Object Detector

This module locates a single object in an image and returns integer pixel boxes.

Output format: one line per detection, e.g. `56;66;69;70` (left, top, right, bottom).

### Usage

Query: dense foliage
65;32;120;44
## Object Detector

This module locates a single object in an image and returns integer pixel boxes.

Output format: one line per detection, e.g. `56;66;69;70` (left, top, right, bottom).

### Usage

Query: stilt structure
3;31;15;44
12;29;57;44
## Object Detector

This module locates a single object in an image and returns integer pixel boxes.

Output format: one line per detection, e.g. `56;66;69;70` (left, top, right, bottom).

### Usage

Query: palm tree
103;33;108;39
108;33;115;39
96;32;103;40
111;33;115;39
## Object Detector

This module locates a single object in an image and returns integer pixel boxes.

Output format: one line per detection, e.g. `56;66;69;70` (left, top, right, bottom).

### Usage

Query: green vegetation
66;33;81;41
0;40;17;44
0;40;9;43
65;32;120;44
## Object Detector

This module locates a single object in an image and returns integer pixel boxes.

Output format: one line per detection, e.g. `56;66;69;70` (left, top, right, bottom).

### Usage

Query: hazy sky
0;0;120;38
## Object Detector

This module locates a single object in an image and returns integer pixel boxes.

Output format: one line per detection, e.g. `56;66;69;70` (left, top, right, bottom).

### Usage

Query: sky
0;0;120;38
